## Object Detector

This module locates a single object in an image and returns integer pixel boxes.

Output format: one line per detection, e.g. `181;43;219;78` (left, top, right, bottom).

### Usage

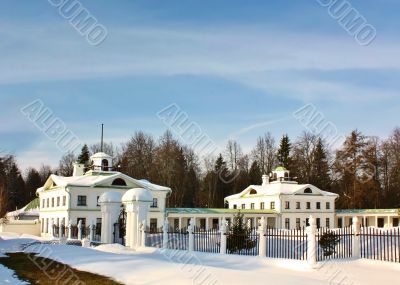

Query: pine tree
248;161;262;185
277;134;291;168
311;138;331;190
77;144;90;166
25;168;42;201
227;212;256;253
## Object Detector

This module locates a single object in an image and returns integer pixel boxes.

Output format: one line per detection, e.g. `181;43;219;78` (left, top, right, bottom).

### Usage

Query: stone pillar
258;217;267;257
188;218;195;252
140;220;146;247
352;217;360;259
67;222;72;239
49;219;54;238
220;218;227;255
98;192;123;244
179;217;182;230
77;220;83;240
306;215;317;268
89;221;95;242
163;218;169;249
122;188;152;249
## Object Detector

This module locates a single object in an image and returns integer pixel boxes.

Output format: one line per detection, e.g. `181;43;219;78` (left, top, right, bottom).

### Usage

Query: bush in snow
319;231;340;257
226;212;256;254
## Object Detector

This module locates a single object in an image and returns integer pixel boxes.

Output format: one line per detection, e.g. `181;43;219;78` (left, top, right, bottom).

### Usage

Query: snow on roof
38;171;171;193
122;188;153;203
98;191;123;203
6;198;40;218
90;152;112;159
225;182;338;200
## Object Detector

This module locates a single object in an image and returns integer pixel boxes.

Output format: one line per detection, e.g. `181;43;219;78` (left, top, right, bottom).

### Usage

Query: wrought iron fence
226;227;259;256
316;226;353;261
360;227;400;263
194;226;221;253
265;227;307;260
167;227;189;250
145;226;163;248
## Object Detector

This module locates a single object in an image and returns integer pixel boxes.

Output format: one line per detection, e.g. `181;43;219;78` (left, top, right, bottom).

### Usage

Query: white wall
0;220;41;236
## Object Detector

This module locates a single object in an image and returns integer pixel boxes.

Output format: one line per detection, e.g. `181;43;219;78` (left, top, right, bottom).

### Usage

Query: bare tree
224;140;243;171
58;152;76;177
251;132;276;174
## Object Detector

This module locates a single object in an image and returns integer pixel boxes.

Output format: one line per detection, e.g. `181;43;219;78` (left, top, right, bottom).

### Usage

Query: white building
37;152;171;237
224;167;338;229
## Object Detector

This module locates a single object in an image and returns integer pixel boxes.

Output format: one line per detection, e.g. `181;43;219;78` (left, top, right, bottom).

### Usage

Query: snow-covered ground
1;233;399;285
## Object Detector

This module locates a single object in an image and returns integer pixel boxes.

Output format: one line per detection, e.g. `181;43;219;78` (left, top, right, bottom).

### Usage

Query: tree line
1;127;400;216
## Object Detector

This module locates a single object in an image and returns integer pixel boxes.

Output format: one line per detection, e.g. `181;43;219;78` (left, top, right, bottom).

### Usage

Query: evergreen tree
227;212;256;253
77;144;90;166
277;134;291;168
25;168;42;201
310;138;331;190
248;161;262;185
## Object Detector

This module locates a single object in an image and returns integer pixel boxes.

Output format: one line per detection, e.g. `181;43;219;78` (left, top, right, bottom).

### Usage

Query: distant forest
1;127;400;217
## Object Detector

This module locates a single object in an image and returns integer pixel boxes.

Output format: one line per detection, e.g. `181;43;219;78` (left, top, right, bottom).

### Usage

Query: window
338;218;343;228
306;202;311;209
62;196;66;206
260;202;265;210
96;218;102;235
200;219;206;230
306;218;310;227
241;204;245;209
150;218;158;233
249;189;257;195
285;218;290;229
77;195;87;206
316;202;321;210
51;198;54;207
174;219;179;231
326;218;330;228
285;201;290;209
77;218;86;226
393;218;399;227
270;202;275;210
57;197;60;207
47;198;49;208
326;202;330;210
151;198;158;208
296;218;301;229
101;159;109;171
112;178;127;186
304;188;313;194
233;204;237;209
316;218;321;229
41;199;45;208
296;202;300;209
250;203;255;209
97;196;100;207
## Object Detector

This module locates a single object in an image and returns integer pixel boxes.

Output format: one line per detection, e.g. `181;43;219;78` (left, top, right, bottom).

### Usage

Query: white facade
37;152;171;237
224;167;338;229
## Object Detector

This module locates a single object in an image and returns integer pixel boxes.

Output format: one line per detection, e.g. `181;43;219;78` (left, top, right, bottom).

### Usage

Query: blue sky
0;0;399;170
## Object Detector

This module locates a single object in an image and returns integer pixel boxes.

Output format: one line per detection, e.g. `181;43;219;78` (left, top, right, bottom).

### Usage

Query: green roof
336;209;400;214
274;166;287;171
25;198;39;211
166;208;277;214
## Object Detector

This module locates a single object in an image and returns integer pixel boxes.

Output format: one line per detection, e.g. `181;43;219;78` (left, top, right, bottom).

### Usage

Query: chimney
262;174;269;186
73;162;85;176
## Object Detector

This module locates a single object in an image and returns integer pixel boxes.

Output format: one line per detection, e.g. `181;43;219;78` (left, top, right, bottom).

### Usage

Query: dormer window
112;178;127;186
304;188;313;194
249;189;257;195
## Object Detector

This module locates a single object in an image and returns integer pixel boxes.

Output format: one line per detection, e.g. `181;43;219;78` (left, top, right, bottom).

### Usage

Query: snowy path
0;235;399;285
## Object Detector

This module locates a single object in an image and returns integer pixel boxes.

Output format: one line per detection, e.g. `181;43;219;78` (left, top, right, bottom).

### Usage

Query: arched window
304;188;313;194
112;178;127;186
101;159;109;171
284;172;289;178
249;189;257;195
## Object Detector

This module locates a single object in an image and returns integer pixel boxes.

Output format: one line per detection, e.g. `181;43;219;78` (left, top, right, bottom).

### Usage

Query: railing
167;227;188;250
316;226;353;261
266;227;307;260
226;227;259;256
52;224;101;243
144;226;163;248
360;227;400;263
194;227;221;253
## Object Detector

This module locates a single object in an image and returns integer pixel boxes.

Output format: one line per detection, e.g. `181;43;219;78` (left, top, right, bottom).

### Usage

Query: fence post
89;221;95;242
78;220;83;240
306;215;317;267
188;218;195;252
140;220;146;247
163;218;169;249
220;218;227;254
68;222;72;239
258;217;267;258
352;217;360;259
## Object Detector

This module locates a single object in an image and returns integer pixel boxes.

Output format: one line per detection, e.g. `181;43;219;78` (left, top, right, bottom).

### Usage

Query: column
306;215;317;268
352;217;360;259
98;192;123;244
220;218;227;255
258;217;267;257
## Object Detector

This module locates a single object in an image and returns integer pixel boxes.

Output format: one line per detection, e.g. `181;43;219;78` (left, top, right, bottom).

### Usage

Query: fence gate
113;208;126;245
265;227;307;260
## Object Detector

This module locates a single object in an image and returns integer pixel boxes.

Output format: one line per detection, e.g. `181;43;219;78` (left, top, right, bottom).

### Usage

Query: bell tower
90;123;113;171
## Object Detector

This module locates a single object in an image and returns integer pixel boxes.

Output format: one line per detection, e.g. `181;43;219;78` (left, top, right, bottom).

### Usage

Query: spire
100;123;104;152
